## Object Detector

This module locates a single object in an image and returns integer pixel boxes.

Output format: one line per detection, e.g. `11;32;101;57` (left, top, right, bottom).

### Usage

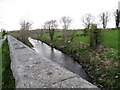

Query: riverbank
32;34;120;90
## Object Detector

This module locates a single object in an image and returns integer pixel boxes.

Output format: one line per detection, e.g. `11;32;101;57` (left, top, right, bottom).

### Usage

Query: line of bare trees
19;10;120;32
99;12;110;29
44;20;58;41
19;9;120;43
42;16;73;42
82;12;110;30
82;10;120;29
19;17;73;43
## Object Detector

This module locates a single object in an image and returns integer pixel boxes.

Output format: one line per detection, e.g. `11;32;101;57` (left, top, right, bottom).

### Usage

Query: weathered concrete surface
8;35;100;89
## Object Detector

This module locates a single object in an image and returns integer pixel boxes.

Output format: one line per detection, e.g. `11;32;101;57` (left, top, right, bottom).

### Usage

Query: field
102;30;118;50
34;29;118;50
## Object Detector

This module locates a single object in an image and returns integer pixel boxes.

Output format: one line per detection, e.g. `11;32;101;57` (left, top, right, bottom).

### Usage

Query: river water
29;37;90;81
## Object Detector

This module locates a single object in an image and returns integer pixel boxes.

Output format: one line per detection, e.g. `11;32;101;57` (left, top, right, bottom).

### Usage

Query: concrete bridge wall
8;35;100;89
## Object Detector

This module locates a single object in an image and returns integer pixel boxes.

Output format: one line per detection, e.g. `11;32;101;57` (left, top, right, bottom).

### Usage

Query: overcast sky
0;0;119;31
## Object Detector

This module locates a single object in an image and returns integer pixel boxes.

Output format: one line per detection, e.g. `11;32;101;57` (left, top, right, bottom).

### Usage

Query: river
29;37;90;81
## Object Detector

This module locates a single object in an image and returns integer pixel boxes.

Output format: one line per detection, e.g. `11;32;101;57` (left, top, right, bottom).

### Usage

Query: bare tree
99;12;110;29
19;20;33;41
82;14;95;29
60;16;72;42
114;9;120;29
44;20;58;40
20;20;33;31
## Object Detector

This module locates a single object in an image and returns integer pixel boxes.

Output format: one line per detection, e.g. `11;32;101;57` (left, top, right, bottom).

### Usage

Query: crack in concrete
52;75;77;85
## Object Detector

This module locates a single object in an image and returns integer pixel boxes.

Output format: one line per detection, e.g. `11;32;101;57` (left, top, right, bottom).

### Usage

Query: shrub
90;24;102;49
84;28;90;35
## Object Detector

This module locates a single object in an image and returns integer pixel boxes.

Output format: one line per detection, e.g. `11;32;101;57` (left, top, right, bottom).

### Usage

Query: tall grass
2;39;15;89
102;30;118;50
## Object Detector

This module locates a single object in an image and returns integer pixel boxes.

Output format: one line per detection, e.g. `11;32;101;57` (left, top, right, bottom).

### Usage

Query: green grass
41;30;118;50
102;30;118;50
9;32;20;37
2;39;15;89
68;36;89;43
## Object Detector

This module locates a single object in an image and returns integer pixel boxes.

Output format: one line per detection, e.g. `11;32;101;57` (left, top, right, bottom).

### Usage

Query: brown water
29;37;90;81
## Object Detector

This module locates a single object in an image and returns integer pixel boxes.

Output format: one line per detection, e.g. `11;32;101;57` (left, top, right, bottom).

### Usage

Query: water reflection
29;37;89;81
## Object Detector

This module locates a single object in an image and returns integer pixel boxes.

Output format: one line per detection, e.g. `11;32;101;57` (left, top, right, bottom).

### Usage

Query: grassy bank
9;32;33;48
16;38;33;48
2;38;15;89
32;29;120;90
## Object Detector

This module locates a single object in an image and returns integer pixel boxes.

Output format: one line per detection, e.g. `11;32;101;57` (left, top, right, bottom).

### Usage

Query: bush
2;30;7;38
2;39;15;89
84;28;90;35
90;24;102;49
